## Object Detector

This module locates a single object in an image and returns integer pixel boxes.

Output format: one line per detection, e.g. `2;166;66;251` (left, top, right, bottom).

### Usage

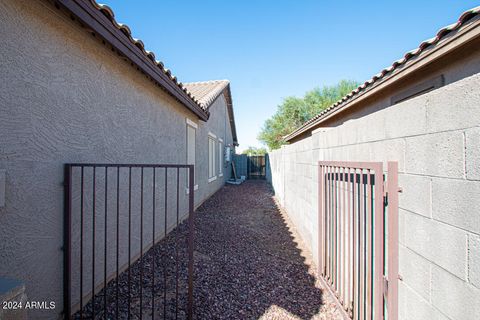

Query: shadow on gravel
194;180;323;319
73;180;323;319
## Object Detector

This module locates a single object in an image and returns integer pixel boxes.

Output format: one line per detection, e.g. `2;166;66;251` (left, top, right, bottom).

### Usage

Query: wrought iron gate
63;163;195;319
317;161;399;320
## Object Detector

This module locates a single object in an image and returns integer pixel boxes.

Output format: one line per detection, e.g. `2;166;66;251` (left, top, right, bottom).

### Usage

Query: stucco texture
0;0;234;318
267;52;480;319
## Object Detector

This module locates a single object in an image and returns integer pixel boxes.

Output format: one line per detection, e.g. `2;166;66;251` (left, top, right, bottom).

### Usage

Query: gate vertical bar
328;166;332;283
188;165;195;320
152;168;156;320
341;167;346;306
92;167;96;318
347;168;353;314
128;167;132;319
325;166;330;281
353;168;358;320
387;162;399;320
333;166;337;291
359;170;365;320
175;168;180;320
116;167;120;318
366;169;372;320
80;167;84;320
164;168;168;318
374;164;384;320
140;168;144;320
63;164;72;320
103;167;108;320
340;167;344;307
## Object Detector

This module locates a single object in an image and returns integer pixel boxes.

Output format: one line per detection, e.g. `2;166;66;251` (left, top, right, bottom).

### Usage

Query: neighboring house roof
184;80;239;146
56;0;210;121
284;6;480;142
183;80;230;110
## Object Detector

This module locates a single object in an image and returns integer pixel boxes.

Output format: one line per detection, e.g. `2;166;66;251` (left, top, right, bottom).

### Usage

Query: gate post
317;163;324;277
387;162;399;320
63;164;72;320
188;165;195;320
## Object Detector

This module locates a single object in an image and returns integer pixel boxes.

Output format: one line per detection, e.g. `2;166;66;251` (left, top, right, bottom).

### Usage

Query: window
208;132;217;182
218;139;223;177
186;119;198;191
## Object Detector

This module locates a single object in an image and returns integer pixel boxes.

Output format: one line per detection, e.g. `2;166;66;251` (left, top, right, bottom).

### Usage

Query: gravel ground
75;180;342;319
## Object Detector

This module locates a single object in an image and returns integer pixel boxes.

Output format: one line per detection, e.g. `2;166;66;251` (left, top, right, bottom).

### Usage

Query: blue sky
103;1;478;151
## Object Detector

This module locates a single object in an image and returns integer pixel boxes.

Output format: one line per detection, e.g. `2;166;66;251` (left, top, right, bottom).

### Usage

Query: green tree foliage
258;80;360;150
241;146;267;156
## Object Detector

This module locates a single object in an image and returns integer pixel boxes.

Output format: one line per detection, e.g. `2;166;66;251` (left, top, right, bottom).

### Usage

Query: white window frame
218;138;223;177
186;118;198;129
208;132;217;182
185;118;198;193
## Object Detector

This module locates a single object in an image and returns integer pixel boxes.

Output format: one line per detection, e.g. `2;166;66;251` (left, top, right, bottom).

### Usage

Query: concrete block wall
267;71;480;319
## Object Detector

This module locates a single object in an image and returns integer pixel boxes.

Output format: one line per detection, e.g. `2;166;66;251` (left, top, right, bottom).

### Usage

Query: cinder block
398;174;431;217
370;139;405;171
346;110;386;144
469;234;480;289
398;282;407;320
314;134;326;150
431;265;480;320
404;212;468;280
465;127;480;180
385;97;428;139
405;131;464;178
323;128;340;148
399;245;432;301
426;73;480;133
432;178;480;235
403;283;450;320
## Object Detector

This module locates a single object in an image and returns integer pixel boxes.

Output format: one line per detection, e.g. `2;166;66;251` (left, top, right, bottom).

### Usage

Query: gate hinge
383;276;389;298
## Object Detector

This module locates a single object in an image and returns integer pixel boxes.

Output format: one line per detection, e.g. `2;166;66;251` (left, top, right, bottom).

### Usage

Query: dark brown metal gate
247;155;266;179
63;163;195;320
317;161;399;320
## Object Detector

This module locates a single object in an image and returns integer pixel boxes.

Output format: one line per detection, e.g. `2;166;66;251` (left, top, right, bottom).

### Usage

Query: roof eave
223;84;239;146
55;0;209;121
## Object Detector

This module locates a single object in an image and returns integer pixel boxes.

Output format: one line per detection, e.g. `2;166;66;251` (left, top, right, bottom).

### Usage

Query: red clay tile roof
284;6;480;142
83;0;210;117
183;80;239;146
183;80;230;109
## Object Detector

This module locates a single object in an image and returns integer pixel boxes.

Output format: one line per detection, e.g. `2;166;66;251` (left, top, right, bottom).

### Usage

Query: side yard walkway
193;180;341;319
76;180;341;319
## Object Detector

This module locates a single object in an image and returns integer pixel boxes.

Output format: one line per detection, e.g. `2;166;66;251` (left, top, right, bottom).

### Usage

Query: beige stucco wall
268;52;480;318
0;0;234;318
